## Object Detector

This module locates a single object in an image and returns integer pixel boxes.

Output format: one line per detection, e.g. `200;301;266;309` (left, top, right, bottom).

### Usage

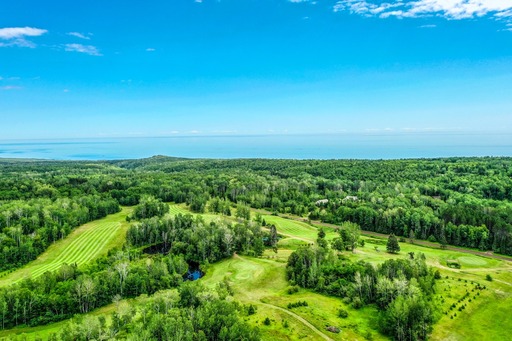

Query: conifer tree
387;234;400;254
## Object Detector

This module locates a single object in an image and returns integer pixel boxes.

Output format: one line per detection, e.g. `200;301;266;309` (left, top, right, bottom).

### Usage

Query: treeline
0;196;119;271
127;213;265;263
320;198;509;253
1;157;512;258
114;157;512;255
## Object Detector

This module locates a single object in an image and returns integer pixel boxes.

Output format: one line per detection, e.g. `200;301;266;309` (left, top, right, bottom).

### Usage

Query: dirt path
253;209;512;262
260;303;334;341
494;279;512;287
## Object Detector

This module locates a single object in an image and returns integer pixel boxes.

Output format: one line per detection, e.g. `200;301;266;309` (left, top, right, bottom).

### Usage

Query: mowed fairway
168;204;190;216
262;215;323;242
0;207;132;286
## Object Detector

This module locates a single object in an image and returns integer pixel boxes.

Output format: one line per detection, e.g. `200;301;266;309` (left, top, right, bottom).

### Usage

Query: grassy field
0;207;132;286
168;203;230;223
262;215;322;242
1;205;511;341
202;254;386;340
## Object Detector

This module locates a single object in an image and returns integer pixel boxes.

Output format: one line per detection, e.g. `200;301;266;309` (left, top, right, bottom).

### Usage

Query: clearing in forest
0;207;131;286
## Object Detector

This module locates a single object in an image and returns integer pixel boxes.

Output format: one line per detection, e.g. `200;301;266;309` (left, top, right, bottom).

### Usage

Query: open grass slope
202;253;385;341
344;238;512;341
261;215;320;242
0;207;132;286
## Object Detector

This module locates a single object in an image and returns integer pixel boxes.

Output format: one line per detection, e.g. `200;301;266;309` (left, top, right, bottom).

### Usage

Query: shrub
364;331;374;340
338;309;349;318
486;274;493;282
263;317;271;326
352;297;363;309
287;301;308;309
247;304;257;315
287;285;300;294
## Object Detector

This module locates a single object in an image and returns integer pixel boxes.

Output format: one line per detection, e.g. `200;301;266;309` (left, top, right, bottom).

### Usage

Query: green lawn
0;207;132;286
261;215;337;242
202;254;387;341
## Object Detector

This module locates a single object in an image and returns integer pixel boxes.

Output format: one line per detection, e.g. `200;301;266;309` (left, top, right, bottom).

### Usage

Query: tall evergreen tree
387;234;400;254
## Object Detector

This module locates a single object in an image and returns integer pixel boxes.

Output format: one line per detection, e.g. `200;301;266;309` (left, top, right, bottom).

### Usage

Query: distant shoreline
1;134;511;161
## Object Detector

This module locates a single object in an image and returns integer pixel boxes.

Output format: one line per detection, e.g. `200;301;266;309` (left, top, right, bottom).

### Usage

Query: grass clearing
346;236;512;341
202;254;387;341
262;215;333;242
168;203;231;223
0;207;132;286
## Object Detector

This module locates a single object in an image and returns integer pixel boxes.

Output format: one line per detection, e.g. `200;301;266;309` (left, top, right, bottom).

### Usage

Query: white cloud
333;1;512;23
67;32;90;40
289;0;318;3
146;48;156;52
0;26;47;48
420;24;437;27
0;27;47;39
1;85;22;90
64;43;102;56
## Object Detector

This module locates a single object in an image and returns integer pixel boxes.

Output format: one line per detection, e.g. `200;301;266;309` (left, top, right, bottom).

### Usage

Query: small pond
185;261;204;281
142;243;204;281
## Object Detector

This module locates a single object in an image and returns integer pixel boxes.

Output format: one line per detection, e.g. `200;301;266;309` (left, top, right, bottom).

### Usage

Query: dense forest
1;157;511;268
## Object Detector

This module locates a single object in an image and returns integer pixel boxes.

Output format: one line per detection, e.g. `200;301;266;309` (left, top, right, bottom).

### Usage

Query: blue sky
1;0;512;139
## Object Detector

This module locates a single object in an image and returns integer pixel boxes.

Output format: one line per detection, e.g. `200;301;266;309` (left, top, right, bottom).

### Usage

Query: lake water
0;133;510;160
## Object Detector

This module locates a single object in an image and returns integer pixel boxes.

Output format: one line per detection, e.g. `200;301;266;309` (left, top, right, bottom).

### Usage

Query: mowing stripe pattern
263;216;318;241
14;221;120;283
168;205;190;216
